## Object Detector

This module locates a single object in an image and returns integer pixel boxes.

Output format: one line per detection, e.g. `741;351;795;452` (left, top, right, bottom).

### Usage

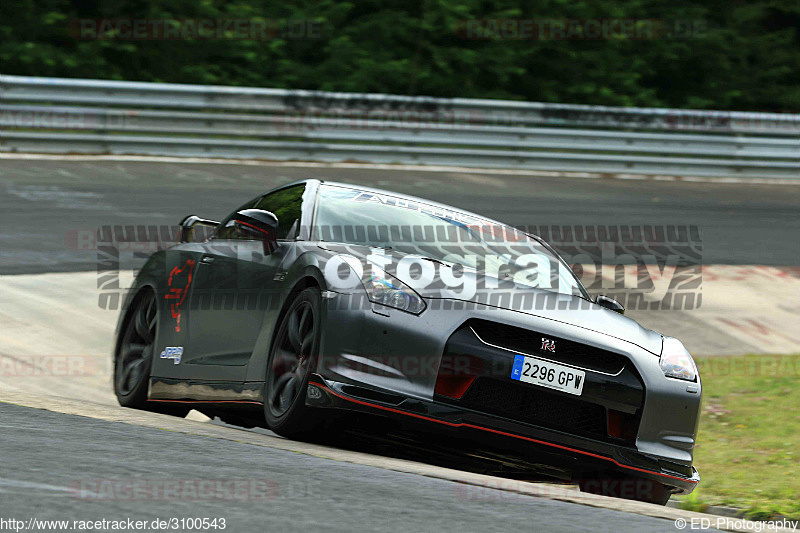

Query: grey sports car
113;179;701;504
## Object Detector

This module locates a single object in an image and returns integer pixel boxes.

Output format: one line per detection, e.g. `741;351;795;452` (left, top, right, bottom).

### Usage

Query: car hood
316;243;664;356
415;275;663;356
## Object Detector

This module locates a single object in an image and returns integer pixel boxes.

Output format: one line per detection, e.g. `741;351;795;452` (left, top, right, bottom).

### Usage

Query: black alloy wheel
264;287;323;438
115;289;188;416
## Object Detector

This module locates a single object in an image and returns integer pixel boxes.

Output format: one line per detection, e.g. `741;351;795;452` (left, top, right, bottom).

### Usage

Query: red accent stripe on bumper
311;381;697;485
149;399;263;405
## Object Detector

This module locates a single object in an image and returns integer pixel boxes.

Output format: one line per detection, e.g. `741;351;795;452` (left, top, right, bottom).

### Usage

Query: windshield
313;185;589;299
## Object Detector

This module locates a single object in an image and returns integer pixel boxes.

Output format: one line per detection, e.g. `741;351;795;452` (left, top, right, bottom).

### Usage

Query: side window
216;184;305;241
251;185;304;240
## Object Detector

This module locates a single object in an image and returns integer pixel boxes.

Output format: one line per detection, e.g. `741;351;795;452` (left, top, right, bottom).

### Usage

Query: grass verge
672;354;800;519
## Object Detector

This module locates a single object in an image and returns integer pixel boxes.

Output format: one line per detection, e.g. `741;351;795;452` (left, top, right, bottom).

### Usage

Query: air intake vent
469;319;627;375
460;377;608;439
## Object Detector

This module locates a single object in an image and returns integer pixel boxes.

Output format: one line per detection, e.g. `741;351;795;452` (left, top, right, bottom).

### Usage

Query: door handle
200;255;216;264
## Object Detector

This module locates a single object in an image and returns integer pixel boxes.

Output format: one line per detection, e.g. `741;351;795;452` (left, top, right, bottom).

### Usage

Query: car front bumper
314;295;701;494
306;374;699;493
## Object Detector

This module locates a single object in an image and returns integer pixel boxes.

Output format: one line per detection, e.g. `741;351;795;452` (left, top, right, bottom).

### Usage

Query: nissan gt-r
112;179;701;505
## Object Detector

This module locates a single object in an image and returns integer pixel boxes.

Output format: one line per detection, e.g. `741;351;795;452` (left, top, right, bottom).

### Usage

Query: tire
263;287;324;439
577;473;671;505
114;289;189;417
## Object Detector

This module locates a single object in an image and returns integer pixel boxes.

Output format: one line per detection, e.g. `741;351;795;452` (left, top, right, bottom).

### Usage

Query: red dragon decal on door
164;258;196;332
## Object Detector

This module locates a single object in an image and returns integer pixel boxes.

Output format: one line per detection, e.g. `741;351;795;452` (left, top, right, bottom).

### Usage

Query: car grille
470;319;627;375
459;377;608;439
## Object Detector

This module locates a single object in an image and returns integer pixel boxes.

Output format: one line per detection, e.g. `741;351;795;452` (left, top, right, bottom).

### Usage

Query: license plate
510;354;585;396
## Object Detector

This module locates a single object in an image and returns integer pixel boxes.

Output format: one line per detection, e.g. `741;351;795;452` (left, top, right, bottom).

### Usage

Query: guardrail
1;75;799;179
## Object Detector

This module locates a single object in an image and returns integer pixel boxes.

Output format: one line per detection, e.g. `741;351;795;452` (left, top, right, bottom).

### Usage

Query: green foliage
0;0;798;110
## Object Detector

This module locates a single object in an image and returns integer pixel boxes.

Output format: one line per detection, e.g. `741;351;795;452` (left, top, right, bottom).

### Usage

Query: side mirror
179;215;220;243
596;295;625;315
233;209;279;253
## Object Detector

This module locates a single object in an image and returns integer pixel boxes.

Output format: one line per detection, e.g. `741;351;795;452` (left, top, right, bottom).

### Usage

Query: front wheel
264;287;324;439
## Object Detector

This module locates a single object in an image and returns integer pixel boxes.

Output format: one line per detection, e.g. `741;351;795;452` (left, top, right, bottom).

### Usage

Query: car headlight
660;338;698;382
365;268;426;315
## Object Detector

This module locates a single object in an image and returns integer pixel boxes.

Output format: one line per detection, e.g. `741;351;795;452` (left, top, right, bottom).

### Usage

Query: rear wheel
264;287;323;439
114;289;188;416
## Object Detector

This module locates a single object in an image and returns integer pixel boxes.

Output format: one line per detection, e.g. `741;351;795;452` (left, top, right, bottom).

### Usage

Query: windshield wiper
419;256;453;267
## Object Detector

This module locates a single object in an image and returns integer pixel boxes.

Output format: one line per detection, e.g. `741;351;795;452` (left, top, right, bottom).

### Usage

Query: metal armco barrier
1;75;798;178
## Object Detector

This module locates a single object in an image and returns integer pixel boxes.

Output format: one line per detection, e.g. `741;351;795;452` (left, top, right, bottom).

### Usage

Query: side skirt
149;376;264;405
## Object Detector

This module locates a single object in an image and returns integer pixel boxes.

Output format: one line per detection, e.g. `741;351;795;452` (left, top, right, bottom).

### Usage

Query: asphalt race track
2;156;800;355
1;155;798;533
1;157;799;274
1;402;716;533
